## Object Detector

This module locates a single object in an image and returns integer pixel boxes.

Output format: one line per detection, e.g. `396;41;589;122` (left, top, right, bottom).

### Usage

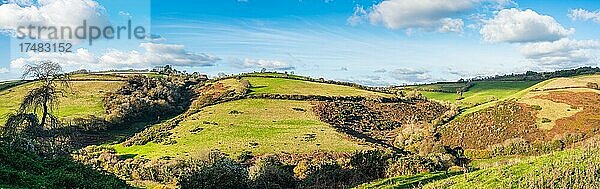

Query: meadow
244;77;394;97
0;81;124;125
418;81;539;114
114;98;365;159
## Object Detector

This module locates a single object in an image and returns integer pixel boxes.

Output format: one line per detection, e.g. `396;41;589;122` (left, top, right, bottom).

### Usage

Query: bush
349;150;389;180
299;161;352;189
489;138;531;156
248;155;297;189
385;156;431;177
530;105;542;111
178;152;249;189
0;146;129;188
104;76;195;124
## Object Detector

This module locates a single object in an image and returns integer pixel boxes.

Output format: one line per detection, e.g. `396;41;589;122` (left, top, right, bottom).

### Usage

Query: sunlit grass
114;99;365;159
0;81;124;125
245;77;394;97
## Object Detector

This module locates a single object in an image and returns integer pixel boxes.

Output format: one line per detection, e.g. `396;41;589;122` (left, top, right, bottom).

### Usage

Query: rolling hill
3;69;600;189
361;73;600;188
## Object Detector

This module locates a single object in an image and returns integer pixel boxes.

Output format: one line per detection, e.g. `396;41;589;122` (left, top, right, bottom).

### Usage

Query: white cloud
0;67;8;74
367;0;474;30
481;9;574;43
389;68;432;83
347;5;367;26
519;39;600;70
438;18;465;33
354;0;512;33
10;43;220;70
237;59;294;70
0;0;110;41
569;8;600;23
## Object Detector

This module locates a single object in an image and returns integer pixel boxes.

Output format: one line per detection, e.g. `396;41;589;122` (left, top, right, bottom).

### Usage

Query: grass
518;98;581;130
404;82;470;93
244;77;394;97
355;172;462;189
114;99;365;159
0;81;124;125
419;81;540;116
423;146;600;188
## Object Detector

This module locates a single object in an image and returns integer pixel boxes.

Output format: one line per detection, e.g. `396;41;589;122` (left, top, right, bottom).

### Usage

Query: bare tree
4;61;69;135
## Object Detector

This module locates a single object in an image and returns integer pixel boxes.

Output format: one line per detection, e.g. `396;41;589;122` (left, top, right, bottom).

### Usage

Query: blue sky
1;0;599;85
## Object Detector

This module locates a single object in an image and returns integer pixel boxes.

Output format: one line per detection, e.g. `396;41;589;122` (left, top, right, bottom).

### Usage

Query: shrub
299;161;352;189
0;146;129;188
248;155;297;189
541;118;551;123
464;149;491;159
385;156;431;177
104;76;195;124
178;152;249;189
489;138;531;156
349;150;389;180
530;105;542;111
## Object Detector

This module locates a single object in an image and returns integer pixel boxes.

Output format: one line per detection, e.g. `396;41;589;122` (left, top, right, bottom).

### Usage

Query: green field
0;81;124;125
355;171;462;189
419;81;540;116
114;99;365;159
245;77;393;97
0;80;29;91
404;82;470;93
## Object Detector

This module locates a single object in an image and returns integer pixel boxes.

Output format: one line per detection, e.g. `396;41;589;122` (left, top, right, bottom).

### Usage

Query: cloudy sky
0;0;599;86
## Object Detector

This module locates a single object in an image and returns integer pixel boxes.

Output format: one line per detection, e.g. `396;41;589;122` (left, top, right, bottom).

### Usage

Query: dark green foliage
478;67;600;81
249;156;297;189
103;75;194;124
179;153;249;189
541;118;551;123
0;146;129;188
530;105;543;111
350;150;389;180
299;161;352;189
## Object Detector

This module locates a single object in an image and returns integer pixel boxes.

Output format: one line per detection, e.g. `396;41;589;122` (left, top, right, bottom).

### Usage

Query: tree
5;61;69;132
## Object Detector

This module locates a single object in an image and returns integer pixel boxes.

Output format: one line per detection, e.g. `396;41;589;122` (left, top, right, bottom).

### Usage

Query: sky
0;0;599;86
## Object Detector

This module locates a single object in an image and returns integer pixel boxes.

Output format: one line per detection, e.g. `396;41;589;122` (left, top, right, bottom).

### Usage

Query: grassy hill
3;70;599;189
357;143;600;189
418;81;539;111
0;79;124;125
245;76;394;97
114;98;365;158
359;74;600;189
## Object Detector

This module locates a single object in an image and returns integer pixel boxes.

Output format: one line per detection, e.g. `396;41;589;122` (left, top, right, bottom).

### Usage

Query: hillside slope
0;78;124;125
